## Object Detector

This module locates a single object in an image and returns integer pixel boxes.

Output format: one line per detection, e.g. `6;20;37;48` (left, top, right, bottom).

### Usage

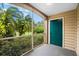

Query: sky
0;3;43;23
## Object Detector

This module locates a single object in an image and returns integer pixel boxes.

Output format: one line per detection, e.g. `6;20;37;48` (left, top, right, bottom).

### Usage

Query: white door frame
48;17;65;48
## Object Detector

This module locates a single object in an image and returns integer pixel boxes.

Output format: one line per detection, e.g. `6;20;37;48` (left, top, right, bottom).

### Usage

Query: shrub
34;26;44;33
34;33;44;47
0;36;32;56
0;33;44;56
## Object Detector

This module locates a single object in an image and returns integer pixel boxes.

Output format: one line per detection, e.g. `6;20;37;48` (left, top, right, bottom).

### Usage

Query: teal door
50;19;62;47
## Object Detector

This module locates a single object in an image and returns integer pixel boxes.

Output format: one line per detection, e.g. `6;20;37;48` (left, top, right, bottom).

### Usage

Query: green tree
33;21;44;33
0;5;33;37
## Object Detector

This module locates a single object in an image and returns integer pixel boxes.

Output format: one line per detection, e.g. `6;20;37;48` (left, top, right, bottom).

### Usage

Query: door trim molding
48;17;64;48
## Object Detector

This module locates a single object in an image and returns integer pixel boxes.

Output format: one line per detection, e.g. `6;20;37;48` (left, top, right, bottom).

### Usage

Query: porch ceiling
30;3;78;16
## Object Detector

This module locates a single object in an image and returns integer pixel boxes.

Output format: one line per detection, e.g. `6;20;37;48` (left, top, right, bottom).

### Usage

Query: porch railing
0;36;32;56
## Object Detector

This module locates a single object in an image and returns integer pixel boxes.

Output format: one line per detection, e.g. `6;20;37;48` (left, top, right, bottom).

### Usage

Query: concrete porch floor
24;44;77;56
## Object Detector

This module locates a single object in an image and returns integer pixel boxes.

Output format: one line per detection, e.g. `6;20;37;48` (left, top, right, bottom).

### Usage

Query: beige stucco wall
50;10;77;51
77;4;79;55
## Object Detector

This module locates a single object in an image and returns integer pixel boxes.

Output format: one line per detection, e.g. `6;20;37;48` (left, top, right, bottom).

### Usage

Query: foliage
0;34;43;56
0;6;32;38
0;36;32;56
34;25;44;33
34;33;44;47
0;4;44;56
33;21;44;33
